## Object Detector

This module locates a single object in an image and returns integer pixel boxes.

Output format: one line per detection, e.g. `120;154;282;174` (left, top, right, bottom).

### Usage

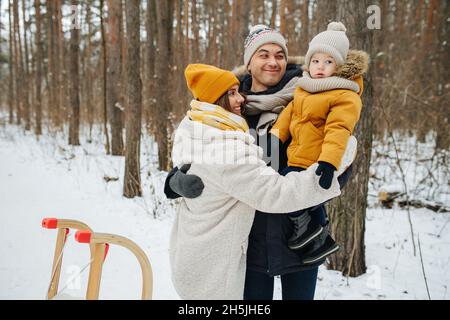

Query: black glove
164;166;182;199
315;161;336;190
166;164;204;199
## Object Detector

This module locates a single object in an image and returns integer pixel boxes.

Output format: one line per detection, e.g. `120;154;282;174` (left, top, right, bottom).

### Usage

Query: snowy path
0;127;179;299
1;125;449;299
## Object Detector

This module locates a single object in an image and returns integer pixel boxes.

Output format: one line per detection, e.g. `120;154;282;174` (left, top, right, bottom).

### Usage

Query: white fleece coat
169;116;341;300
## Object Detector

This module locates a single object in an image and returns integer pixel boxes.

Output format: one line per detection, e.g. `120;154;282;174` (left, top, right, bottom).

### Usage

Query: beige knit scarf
297;71;360;93
244;76;299;135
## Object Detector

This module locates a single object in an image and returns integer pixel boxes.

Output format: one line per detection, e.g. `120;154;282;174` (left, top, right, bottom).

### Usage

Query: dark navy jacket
238;64;327;276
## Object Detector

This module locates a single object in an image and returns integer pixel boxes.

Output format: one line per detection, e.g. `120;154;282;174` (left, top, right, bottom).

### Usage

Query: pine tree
123;0;143;198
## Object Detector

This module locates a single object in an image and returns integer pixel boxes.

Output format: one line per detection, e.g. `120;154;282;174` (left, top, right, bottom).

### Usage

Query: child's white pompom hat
304;21;349;67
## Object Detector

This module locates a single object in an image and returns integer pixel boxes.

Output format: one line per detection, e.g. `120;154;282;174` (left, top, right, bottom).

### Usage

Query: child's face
227;84;245;115
309;53;337;79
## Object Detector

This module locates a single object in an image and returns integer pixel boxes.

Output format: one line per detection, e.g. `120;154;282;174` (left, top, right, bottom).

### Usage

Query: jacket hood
334;50;369;95
335;50;369;80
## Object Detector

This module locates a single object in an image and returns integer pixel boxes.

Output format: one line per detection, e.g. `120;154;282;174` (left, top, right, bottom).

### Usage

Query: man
164;25;352;300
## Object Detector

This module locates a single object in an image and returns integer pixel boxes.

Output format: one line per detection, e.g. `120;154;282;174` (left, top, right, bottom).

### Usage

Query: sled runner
42;217;153;300
42;218;95;299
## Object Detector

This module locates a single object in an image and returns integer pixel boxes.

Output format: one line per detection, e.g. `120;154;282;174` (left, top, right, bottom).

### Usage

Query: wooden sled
42;218;153;300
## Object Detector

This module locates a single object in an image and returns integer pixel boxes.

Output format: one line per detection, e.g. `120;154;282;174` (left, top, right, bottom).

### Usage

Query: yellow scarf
187;100;249;132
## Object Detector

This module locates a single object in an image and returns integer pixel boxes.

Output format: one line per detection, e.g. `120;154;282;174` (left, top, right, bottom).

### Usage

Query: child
269;22;369;264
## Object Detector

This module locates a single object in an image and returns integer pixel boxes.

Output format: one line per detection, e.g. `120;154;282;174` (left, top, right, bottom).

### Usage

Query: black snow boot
287;212;324;250
302;224;340;265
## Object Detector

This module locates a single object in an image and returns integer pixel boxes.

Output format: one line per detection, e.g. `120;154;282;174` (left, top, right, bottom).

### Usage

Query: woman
169;64;342;299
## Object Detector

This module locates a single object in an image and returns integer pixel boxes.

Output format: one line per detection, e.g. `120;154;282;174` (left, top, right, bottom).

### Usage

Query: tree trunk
8;0;14;124
175;0;183;66
229;0;238;67
191;0;200;62
299;0;310;54
123;0;142;198
172;0;188;120
210;1;219;66
84;1;94;142
100;0;111;154
107;0;125;155
119;0;126;110
270;0;277;28
251;0;259;25
204;0;218;66
47;0;61;127
285;0;296;54
236;0;250;65
21;0;31;130
278;0;286;34
423;0;437;51
28;4;35;123
34;0;43;135
13;0;23;125
314;0;337;34
145;0;157;133
319;0;374;277
68;0;80;146
56;0;64;127
154;0;173;171
184;0;189;66
220;0;230;68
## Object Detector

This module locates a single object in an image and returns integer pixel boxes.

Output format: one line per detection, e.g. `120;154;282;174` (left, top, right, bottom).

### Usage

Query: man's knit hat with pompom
243;25;288;69
304;22;350;67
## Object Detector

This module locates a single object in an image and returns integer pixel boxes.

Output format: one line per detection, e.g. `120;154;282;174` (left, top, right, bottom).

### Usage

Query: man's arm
163;164;205;199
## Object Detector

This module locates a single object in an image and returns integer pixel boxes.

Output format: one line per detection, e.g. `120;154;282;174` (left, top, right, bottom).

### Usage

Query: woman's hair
214;90;247;115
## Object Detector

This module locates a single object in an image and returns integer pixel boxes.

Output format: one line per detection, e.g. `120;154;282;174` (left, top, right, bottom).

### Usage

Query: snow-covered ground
0;122;449;300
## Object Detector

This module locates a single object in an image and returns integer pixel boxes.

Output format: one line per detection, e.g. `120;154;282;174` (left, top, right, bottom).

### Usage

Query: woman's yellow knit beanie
185;64;240;104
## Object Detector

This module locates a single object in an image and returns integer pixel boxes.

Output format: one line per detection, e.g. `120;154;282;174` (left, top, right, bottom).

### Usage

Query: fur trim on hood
232;56;305;78
303;50;369;80
335;50;369;80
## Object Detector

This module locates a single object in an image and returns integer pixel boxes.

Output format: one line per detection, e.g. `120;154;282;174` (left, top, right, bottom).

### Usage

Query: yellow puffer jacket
270;50;369;170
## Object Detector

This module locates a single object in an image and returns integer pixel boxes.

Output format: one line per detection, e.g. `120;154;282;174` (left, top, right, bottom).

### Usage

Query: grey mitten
168;164;204;199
